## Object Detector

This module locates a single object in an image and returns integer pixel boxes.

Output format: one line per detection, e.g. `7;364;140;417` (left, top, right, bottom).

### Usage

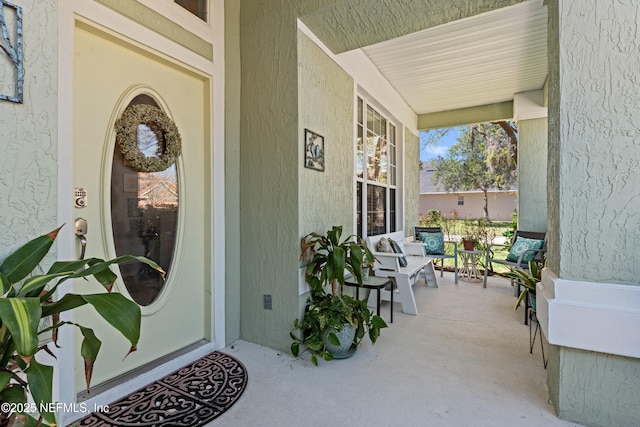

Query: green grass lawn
444;220;511;237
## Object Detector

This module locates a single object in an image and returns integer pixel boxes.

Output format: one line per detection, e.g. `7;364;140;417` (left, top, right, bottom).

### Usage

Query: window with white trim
355;96;398;238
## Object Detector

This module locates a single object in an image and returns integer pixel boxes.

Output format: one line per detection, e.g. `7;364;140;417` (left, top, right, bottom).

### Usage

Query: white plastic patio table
458;249;482;281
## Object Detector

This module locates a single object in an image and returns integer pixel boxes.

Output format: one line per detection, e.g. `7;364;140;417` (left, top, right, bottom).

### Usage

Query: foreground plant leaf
0;297;41;357
0;227;61;285
78;325;101;390
83;293;141;351
25;358;55;425
0;225;154;426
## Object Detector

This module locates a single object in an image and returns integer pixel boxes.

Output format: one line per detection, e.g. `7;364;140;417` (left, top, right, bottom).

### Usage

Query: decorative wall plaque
304;129;324;172
0;0;23;103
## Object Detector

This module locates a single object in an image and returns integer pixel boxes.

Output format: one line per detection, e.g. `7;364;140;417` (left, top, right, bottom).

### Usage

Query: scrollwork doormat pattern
76;351;247;427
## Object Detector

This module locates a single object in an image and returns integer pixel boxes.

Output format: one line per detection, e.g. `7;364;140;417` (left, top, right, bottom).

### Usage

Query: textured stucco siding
553;0;640;285
0;0;58;260
547;1;640;425
238;0;421;352
517;117;547;232
404;128;420;235
239;0;301;351
298;31;354;237
556;347;640;427
547;0;561;276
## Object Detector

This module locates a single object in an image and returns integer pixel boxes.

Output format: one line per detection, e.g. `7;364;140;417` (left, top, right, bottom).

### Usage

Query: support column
514;90;547;232
541;1;640;426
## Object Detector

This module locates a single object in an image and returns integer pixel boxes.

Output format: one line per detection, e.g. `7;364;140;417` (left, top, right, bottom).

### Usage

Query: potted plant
290;226;387;365
0;226;163;427
460;221;478;250
500;259;543;312
460;218;496;252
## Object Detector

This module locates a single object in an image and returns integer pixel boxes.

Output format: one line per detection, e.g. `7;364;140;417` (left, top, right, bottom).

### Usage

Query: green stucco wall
404;128;420;236
0;0;58;260
517;117;547;232
239;0;301;352
547;0;561;277
551;346;640;427
298;31;354;237
547;1;640;425
225;0;241;344
549;0;640;285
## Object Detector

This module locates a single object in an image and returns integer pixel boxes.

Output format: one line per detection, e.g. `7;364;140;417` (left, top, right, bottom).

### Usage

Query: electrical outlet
264;294;272;310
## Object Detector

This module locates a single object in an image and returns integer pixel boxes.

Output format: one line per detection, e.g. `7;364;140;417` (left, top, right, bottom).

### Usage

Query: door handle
75;218;88;260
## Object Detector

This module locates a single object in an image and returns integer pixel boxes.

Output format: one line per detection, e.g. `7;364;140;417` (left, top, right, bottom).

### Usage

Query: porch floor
212;272;583;427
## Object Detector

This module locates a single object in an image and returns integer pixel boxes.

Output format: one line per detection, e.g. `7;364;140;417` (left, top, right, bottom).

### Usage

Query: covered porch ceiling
302;0;548;128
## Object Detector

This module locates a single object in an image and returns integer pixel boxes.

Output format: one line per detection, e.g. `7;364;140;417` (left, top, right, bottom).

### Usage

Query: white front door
72;22;211;391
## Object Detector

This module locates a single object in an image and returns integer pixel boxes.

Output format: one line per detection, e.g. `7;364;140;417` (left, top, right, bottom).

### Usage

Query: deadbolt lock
74;187;88;208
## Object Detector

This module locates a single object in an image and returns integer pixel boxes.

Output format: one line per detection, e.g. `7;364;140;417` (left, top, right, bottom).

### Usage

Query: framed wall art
0;0;23;103
304;129;324;172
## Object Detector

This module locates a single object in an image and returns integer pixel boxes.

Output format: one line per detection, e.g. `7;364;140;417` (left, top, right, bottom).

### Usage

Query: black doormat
75;351;248;427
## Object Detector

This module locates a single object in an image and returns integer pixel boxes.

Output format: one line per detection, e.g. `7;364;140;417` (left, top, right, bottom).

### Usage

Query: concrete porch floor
213;272;583;427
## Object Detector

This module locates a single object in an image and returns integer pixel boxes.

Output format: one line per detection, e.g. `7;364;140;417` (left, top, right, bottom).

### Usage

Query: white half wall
538;268;640;359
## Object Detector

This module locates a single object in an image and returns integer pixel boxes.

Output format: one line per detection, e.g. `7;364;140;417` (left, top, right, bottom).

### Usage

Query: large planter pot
324;323;357;357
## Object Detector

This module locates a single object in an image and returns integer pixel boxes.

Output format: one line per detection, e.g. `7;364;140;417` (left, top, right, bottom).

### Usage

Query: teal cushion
506;237;544;263
419;232;444;255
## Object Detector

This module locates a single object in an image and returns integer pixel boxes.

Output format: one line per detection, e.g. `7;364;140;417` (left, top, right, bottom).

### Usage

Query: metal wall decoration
304;129;324;172
0;0;23;103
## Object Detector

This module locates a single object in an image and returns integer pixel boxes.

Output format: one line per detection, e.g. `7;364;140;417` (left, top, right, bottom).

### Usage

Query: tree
431;122;517;221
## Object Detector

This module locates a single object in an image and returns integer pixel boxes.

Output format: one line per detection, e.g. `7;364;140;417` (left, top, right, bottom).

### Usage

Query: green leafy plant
290;293;386;366
421;209;445;226
460;218;496;253
291;226;387;365
500;260;543;311
0;226;163;426
419;210;454;241
460;220;480;250
503;210;518;243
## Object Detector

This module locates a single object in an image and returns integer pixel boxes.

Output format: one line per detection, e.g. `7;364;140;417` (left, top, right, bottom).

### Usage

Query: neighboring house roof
139;180;179;207
420;166;517;195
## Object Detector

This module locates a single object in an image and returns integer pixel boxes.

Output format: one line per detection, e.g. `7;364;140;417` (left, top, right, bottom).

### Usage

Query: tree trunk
483;188;491;223
496;120;518;165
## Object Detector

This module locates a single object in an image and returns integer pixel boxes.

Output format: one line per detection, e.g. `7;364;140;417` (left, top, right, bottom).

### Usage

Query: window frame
355;95;400;238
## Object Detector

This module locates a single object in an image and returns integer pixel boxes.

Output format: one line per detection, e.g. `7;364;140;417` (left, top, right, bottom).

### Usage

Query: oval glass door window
111;95;178;306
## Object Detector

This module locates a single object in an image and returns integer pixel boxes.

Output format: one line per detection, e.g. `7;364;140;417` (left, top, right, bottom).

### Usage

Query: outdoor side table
343;276;394;323
458;249;482;281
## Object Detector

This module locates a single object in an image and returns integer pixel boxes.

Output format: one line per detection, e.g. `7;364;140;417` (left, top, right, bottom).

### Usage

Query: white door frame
57;1;226;423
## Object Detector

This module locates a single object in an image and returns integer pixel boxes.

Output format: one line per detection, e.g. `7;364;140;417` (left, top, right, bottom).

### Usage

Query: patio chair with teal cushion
483;230;546;289
414;226;458;284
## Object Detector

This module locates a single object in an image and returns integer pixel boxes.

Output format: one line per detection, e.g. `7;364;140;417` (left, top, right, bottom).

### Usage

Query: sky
419;127;459;161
